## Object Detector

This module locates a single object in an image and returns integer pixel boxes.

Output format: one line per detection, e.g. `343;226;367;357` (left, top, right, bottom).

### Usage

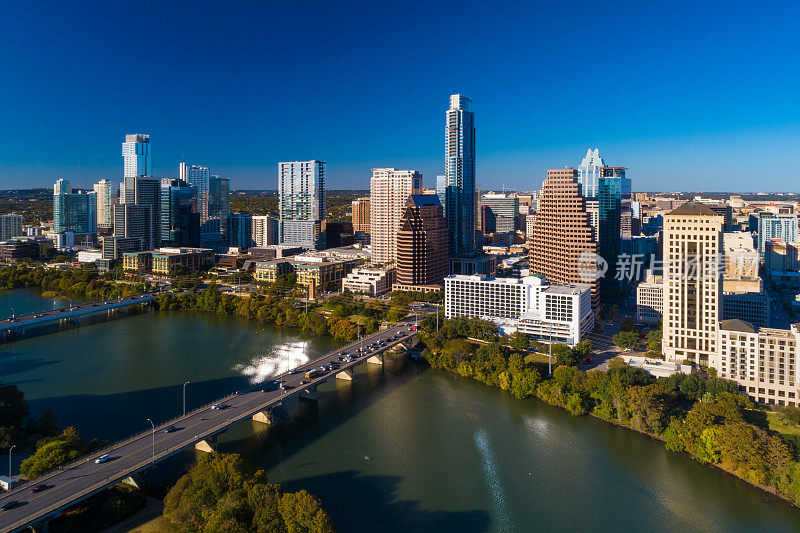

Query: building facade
370;168;422;265
351;197;370;233
122;134;151;178
93;179;113;229
395;195;448;290
252;215;278;247
636;271;663;325
342;267;394;296
0;214;23;242
53;179;96;235
750;212;799;257
227;212;253;249
443;94;476;257
160;179;200;247
278;161;326;249
481;194;519;234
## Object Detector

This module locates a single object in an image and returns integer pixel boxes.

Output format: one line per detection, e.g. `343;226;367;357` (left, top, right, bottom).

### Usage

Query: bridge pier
335;368;354;380
367;353;384;365
195;434;218;453
252;409;275;424
299;385;319;401
122;472;145;489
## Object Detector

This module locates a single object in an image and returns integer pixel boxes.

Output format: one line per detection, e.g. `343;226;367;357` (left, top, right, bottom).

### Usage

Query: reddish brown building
395;195;449;290
529;169;599;312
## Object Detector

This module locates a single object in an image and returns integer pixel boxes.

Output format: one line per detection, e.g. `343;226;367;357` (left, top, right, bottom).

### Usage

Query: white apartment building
716;320;800;406
662;203;724;365
444;274;593;346
0;214;23;241
122;134;151;178
252;215;277;246
636;270;663;325
93;179;113;229
278;161;325;249
369;168;421;265
342;267;394;296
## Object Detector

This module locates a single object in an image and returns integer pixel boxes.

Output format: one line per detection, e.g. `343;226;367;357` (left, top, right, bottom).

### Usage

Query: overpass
0;319;424;532
0;293;160;342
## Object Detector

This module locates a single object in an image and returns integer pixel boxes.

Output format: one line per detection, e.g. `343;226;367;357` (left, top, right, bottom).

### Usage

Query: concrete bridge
0;292;161;342
0;320;422;533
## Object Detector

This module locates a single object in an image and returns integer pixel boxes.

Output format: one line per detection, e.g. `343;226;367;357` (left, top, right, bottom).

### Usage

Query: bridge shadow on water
282;470;490;533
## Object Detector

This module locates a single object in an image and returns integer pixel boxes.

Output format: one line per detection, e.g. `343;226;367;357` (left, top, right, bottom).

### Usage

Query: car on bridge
94;454;110;464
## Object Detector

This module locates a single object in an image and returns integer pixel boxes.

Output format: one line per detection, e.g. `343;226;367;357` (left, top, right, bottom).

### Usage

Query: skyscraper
661;202;724;365
395;195;449;289
480;194;519;234
93;179;113;229
252;215;278;246
227;212;253;249
115;176;160;250
122;134;151;178
278;160;326;249
577;148;604;198
370;168;422;264
209;175;231;234
160;178;200;246
180;162;211;220
443;94;476;256
351;198;370;233
53;179;97;234
529;169;599;312
749;212;799;257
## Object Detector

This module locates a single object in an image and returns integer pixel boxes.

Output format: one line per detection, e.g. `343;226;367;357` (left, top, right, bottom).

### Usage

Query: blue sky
1;1;799;192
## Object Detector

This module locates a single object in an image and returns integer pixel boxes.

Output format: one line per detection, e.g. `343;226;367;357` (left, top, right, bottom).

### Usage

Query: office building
529;169;599;312
577;148;605;198
723;232;760;280
278;161;325;249
209;175;230;234
370;168;422;264
749;212;799;257
102;235;143;261
116;176;160;251
160;179;200;247
122;134;151;178
444;274;594;346
481;194;519;234
180;163;212;221
342;267;394;296
351;197;370;233
722;291;770;328
252;215;278;247
394;195;449;291
53;179;96;235
636;270;663;325
93;179;113;229
227;212;253;249
662;202;724;364
0;215;23;241
443;94;476;256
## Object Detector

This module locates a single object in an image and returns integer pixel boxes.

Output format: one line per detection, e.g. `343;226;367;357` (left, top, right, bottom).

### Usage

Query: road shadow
281;470;490;533
0;356;58;376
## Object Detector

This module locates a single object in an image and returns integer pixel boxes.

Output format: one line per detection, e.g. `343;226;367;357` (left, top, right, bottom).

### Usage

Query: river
1;288;799;532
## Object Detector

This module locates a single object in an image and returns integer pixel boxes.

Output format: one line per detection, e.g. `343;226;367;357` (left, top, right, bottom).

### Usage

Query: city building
661;202;724;364
252;215;278;247
342;267;394;296
325;222;354;248
749;212;799;257
351;197;370;233
227;212;253;249
101;235;142;261
253;253;358;291
180;162;212;221
369;168;422;264
209;175;231;235
529;169;599;312
443;94;476;257
122;134;151;178
253;259;293;284
444;274;594;346
0;239;48;261
160;179;200;247
722;291;770;328
152;247;215;276
53;179;96;235
636;270;663;325
122;251;152;272
716;320;800;406
394;195;448;292
93;179;113;229
278;160;326;249
0;214;23;241
116;175;160;251
481;194;519;234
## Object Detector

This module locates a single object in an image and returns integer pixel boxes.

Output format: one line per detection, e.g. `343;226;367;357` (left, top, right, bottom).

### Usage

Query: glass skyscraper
444;94;476;256
53;179;97;234
122;134;151;178
160;178;200;246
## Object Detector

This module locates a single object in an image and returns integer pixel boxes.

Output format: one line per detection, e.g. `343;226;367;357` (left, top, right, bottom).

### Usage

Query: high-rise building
160;179;200;247
278;161;326;249
661;202;724;365
443;94;476;256
351;197;370;233
481;194;519;234
115;176;160;251
93;179;113;229
577;148;605;198
749;212;799;257
122;134;151;178
180;162;212;221
395;195;449;290
252;215;278;247
53;179;97;235
370;168;422;264
529;169;599;312
209;175;230;234
0;214;23;241
227;212;253;249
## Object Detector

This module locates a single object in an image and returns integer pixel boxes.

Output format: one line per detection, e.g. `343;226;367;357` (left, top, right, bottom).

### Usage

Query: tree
612;331;640;350
20;427;93;479
279;490;335;533
508;332;530;352
0;382;29;428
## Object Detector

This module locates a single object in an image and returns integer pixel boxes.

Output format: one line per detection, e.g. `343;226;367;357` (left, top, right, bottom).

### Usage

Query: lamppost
146;418;155;464
548;322;553;377
183;382;190;416
9;307;14;322
8;444;15;484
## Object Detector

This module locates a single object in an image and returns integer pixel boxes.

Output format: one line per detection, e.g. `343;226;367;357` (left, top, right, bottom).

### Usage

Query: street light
146;418;155;464
8;444;15;484
183;382;190;416
9;308;14;322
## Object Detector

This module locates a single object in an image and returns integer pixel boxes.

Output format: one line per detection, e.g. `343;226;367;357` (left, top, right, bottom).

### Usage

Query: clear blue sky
1;0;799;192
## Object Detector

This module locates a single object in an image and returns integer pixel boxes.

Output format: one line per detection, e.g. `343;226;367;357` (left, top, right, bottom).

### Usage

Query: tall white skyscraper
93;179;113;229
370;168;422;264
443;94;476;257
662;202;724;365
122;134;151;178
577;148;605;198
278;160;326;248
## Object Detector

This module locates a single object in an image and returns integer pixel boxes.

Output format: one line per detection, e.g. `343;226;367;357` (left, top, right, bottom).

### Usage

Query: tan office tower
662;202;724;365
351;197;370;233
529;169;599;312
396;195;449;289
370;168;422;265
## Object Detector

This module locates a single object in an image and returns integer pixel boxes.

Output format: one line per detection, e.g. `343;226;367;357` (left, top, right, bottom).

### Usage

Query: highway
0;318;423;533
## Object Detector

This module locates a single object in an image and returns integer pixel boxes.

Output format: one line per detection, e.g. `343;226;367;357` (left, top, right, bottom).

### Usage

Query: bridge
0;293;160;342
0;319;424;532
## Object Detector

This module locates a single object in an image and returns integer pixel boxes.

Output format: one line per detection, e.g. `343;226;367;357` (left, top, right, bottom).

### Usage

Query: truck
305;368;324;379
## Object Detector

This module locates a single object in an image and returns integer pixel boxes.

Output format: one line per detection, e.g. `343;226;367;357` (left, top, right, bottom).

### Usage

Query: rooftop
719;318;756;333
668;201;719;217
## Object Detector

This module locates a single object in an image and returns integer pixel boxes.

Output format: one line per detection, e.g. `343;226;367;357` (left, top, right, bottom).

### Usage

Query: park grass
524;352;553;365
127;516;181;533
767;411;800;436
